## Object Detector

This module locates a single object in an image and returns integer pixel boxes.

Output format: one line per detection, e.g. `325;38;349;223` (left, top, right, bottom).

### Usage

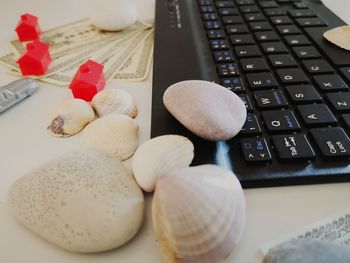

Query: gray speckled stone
8;149;144;253
263;239;350;263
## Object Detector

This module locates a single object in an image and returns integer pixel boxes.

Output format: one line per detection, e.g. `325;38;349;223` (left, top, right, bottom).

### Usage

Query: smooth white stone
163;80;247;141
8;149;144;253
90;1;138;31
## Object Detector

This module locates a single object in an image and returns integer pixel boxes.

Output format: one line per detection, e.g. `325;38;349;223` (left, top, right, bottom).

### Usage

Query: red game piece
15;13;41;42
69;60;106;102
16;40;51;76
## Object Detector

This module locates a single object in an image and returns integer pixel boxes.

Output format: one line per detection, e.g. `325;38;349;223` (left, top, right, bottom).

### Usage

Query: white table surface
0;0;349;262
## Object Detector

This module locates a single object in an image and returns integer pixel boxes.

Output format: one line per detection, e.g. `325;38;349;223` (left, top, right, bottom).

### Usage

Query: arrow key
241;138;272;163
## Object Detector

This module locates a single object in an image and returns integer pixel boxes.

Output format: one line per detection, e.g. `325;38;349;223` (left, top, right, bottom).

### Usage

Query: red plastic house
16;40;51;76
15;13;41;42
69;60;106;102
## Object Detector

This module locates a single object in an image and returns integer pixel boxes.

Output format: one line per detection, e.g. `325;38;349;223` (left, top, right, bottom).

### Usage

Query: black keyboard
152;0;350;188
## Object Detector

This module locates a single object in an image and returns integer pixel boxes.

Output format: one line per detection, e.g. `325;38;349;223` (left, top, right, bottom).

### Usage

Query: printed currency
260;207;350;255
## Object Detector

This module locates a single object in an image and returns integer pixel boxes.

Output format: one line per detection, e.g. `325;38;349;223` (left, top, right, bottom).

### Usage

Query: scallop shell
324;26;350;51
80;114;138;160
47;99;95;137
132;135;194;192
152;165;246;263
8;149;144;253
91;88;138;118
163;80;247;141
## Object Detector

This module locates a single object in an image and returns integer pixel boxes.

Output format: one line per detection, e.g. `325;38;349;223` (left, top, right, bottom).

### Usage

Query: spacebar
305;27;350;66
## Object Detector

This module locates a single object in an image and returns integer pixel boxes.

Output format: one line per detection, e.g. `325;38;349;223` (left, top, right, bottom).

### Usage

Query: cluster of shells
11;80;248;262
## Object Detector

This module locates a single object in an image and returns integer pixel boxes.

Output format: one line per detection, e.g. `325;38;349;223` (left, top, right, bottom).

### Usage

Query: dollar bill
10;19;150;58
41;30;151;86
114;31;154;81
260;207;350;255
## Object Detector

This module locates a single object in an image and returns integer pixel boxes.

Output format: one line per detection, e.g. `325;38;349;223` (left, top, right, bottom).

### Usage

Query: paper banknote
114;31;154;81
260;207;350;255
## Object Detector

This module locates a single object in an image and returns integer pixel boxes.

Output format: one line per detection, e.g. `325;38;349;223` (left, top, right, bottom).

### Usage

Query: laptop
151;0;350;188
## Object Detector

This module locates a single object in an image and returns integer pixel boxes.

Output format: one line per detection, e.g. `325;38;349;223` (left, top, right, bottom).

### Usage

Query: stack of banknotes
0;19;154;85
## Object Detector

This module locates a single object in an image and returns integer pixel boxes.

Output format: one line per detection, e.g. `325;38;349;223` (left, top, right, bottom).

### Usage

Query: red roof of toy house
15;13;41;41
17;40;51;75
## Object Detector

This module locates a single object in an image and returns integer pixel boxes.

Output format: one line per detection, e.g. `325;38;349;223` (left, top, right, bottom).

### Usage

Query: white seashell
132;135;194;192
90;1;138;31
91;88;138;118
8;149;144;253
163;80;247;141
152;165;246;263
324;26;350;51
80;114;138;160
47;99;95;138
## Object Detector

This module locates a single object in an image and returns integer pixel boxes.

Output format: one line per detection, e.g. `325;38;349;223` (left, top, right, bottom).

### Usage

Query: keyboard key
230;34;255;45
226;24;249;34
296;17;327;27
276;25;301;35
247;72;278;89
253;89;288;109
221;78;246;92
249;22;272;31
292;46;321;59
286;85;322;104
217;63;240;76
268;54;297;68
305;28;350;67
198;0;213;6
302;59;334;74
340;67;350;83
216;1;235;8
234;45;262;57
270;16;293;25
241;58;269;72
272;134;315;160
293;2;309;9
239;95;254;112
310;127;350;158
342;114;350;129
241;138;272;162
200;6;215;13
288;10;317;18
213;50;234;62
244;13;266;22
236;0;255;6
205;21;221;29
222;16;244;25
313;74;349;91
284;35;311;46
326;92;350;112
261;42;288;54
240;5;260;13
262;110;300;132
218;8;239;16
240;113;262;134
207;29;225;39
264;8;286;16
259;1;279;8
297;104;337;126
210;39;230;50
255;31;280;42
202;13;218;21
277;68;309;84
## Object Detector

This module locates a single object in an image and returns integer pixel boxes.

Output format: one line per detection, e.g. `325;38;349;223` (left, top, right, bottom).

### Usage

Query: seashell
324;26;350;51
8;149;144;253
80;114;138;160
263;239;350;263
163;80;247;141
132;135;194;192
47;99;95;137
91;88;138;118
90;1;138;31
152;165;246;263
